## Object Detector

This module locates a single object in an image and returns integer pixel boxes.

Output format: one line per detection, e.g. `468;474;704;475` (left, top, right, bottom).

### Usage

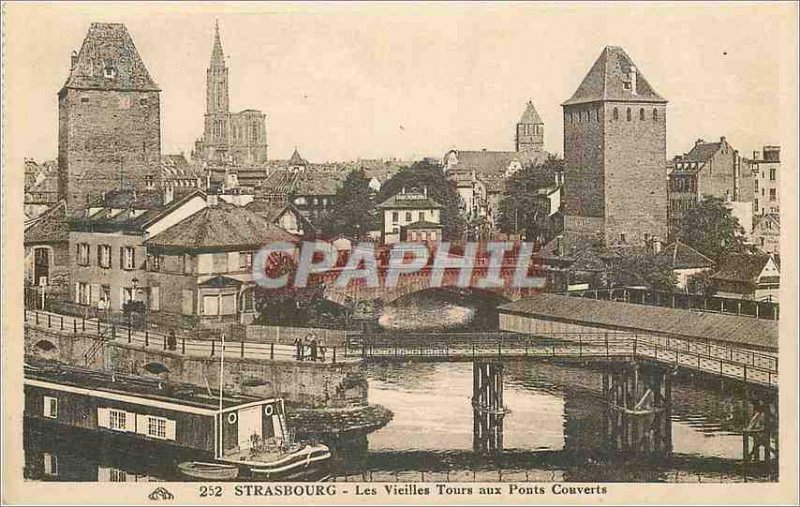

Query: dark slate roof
658;241;715;269
378;193;443;210
198;275;243;288
145;201;296;250
61;23;159;93
288;149;309;166
563;46;666;106
72;190;206;232
404;220;443;230
682;140;721;164
498;293;778;351
711;254;776;283
24;201;69;244
519;100;543;124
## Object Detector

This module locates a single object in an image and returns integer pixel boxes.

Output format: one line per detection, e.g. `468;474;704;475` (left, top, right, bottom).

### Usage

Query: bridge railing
25;309;352;365
345;332;778;388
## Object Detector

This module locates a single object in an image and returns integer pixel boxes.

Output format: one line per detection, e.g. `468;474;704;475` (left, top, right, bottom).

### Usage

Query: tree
377;160;466;240
676;196;754;260
318;169;376;239
497;155;564;242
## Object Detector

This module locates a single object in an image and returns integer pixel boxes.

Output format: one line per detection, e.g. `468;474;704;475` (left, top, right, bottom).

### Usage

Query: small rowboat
178;461;239;480
248;443;332;480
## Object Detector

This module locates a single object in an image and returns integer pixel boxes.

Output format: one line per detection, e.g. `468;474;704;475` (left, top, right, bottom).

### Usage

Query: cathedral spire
210;20;225;69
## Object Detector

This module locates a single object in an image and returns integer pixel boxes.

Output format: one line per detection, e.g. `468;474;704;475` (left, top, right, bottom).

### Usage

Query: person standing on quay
294;336;303;361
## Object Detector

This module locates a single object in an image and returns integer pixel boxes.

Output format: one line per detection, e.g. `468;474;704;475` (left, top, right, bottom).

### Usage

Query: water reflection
23;360;775;483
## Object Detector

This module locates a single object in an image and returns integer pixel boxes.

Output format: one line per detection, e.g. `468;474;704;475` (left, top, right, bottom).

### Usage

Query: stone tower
203;21;231;161
562;46;667;247
57;23;162;211
515;100;544;153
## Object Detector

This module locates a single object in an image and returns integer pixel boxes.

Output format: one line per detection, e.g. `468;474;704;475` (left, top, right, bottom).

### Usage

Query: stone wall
58;88;162;211
24;325;367;409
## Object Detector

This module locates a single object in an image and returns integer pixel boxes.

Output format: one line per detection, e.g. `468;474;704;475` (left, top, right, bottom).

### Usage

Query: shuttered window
150;286;160;311
221;294;237;315
203;295;219;316
43;396;58;419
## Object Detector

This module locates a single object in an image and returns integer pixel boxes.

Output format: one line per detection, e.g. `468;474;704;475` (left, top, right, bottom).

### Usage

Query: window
769;188;776;201
623;81;632;90
626;108;631;121
109;410;127;431
77;243;90;266
103;65;116;78
148;254;162;272
613;108;619;121
619;233;626;243
239;252;253;271
147;416;167;439
100;285;110;310
392;211;399;223
97;245;111;268
80;96;90;104
43;453;58;476
150;286;160;311
755;179;759;192
212;252;228;273
144;175;155;189
760;238;765;247
639;108;645;120
110;469;127;482
120;247;136;270
653;108;658;121
405;212;412;222
139;98;148;106
769;168;776;181
203;295;219;316
754;198;759;210
43;396;58;419
418;211;425;221
76;282;91;305
241;289;255;312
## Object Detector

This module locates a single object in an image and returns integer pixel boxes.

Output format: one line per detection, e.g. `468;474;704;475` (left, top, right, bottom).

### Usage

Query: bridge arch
32;339;59;360
143;362;170;375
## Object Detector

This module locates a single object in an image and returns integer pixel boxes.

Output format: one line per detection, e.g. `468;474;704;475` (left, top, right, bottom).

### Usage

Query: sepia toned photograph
1;2;797;505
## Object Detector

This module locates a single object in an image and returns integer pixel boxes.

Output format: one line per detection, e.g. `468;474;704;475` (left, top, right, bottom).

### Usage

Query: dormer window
103;65;116;79
623;81;632;91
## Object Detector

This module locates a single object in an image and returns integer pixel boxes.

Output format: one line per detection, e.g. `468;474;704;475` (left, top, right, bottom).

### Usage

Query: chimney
628;66;637;94
696;139;705;147
70;51;78;70
753;151;760;161
720;136;726;143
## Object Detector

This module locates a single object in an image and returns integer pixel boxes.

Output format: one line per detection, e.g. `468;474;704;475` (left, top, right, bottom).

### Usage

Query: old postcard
1;1;798;505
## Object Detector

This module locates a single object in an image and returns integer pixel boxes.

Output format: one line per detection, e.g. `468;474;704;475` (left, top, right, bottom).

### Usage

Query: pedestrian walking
310;337;318;362
294;337;303;361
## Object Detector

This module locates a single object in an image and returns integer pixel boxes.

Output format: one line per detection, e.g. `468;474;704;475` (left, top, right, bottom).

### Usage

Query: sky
4;2;797;164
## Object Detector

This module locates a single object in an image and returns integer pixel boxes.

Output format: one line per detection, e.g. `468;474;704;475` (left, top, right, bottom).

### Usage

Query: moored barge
24;361;329;480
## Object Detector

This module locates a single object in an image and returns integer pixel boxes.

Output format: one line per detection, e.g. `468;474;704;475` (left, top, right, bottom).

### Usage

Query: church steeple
516;100;544;153
210;20;225;70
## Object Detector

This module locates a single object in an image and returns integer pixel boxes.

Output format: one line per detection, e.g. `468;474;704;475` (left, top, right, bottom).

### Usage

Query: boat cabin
24;362;287;459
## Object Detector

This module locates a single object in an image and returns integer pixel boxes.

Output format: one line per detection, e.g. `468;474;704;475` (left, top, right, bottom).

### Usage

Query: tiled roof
448;150;547;176
519;101;543;124
563;46;666;106
682;140;721;164
658;240;715;269
711;254;776;283
61;23;159;93
378;193;443;210
24;201;69;244
499;293;777;350
87;189;164;210
145;201;296;250
404;220;443;230
198;275;243;288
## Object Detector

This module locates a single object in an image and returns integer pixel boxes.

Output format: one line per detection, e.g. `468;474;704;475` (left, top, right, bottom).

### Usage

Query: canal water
22;293;776;483
23;360;774;483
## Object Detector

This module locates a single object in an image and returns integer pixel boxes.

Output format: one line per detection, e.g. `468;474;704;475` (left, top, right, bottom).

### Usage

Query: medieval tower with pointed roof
57;22;162;211
562;46;668;247
516;100;544;153
193;22;268;166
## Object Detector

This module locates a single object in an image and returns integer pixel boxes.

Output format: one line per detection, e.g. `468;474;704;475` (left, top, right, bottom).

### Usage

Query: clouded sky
5;2;796;163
